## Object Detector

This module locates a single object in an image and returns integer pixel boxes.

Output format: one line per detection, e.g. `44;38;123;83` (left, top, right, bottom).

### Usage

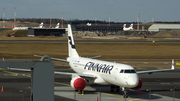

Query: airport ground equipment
0;58;54;101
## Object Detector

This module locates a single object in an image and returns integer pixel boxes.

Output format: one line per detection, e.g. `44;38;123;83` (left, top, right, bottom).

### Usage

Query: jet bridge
0;56;54;101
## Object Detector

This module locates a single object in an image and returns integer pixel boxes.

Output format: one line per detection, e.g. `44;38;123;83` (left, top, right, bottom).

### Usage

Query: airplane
87;23;91;26
12;22;44;30
34;24;175;98
12;27;28;30
55;23;60;28
38;22;43;28
123;23;133;31
32;22;43;28
9;24;175;98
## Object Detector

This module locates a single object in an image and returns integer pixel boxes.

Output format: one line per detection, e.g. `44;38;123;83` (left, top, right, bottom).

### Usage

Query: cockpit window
120;70;124;73
120;69;136;73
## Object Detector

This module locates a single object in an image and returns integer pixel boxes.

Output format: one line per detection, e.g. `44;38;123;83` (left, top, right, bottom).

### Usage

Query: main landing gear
110;85;120;92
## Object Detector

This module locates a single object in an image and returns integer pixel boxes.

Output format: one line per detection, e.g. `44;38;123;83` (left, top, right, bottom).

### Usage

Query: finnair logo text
68;36;75;49
84;62;114;74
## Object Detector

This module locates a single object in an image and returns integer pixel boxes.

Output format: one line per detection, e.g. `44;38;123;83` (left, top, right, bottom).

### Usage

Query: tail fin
171;59;175;70
130;23;133;30
68;24;79;58
130;24;133;28
39;22;43;28
123;24;126;28
55;23;60;28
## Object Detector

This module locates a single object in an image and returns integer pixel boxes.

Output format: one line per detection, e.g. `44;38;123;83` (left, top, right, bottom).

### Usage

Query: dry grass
0;37;67;40
77;43;180;59
0;42;180;59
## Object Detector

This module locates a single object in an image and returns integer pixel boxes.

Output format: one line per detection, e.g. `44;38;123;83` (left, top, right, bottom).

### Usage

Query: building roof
148;24;180;31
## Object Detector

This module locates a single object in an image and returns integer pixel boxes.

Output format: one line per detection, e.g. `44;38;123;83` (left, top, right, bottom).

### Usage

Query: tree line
1;18;180;24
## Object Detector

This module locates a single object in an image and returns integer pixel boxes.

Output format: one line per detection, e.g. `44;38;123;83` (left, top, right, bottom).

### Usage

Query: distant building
28;28;66;37
74;26;122;32
148;24;180;31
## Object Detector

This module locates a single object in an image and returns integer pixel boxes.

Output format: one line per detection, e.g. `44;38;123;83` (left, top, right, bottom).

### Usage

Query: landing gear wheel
110;85;115;92
116;86;120;92
123;94;128;98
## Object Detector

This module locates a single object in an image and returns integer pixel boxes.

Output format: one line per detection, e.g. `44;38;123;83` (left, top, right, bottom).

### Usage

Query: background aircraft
123;23;133;31
55;23;60;28
12;27;28;30
12;22;43;30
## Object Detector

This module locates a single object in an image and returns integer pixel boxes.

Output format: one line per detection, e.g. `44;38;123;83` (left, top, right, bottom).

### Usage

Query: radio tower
152;14;154;24
62;13;63;28
3;8;5;28
14;7;16;28
50;14;51;27
95;14;97;26
109;13;110;26
137;12;140;30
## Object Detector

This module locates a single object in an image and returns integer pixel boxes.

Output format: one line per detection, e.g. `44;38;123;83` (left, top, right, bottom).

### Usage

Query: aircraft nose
124;76;138;87
128;79;138;87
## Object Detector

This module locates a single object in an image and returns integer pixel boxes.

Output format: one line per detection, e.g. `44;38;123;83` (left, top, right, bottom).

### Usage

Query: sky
1;0;180;22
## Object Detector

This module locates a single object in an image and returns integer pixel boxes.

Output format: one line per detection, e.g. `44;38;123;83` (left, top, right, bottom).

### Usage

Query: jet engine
130;79;142;90
70;77;86;91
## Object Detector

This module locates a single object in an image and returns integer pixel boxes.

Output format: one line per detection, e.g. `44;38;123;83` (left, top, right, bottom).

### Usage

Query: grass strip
0;42;180;59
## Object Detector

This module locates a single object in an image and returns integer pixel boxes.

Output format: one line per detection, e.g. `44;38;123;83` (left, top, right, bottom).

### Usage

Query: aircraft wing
8;68;96;79
137;59;175;74
54;71;96;79
8;68;31;71
34;55;101;62
137;69;174;74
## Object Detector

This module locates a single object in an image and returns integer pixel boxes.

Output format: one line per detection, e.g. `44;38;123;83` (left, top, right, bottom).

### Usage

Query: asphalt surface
0;40;180;43
0;60;180;101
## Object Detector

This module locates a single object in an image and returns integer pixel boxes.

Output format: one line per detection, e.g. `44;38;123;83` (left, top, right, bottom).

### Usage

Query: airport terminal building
74;25;123;32
148;24;180;31
28;28;66;36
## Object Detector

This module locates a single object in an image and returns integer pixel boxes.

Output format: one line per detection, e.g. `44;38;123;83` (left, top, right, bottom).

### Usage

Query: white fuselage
12;27;28;30
67;57;139;88
123;27;133;31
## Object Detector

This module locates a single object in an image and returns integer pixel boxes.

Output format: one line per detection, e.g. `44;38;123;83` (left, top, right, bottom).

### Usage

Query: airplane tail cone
1;86;4;92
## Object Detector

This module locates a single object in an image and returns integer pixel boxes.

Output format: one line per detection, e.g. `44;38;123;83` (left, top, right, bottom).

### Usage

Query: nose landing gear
110;85;129;98
122;87;128;98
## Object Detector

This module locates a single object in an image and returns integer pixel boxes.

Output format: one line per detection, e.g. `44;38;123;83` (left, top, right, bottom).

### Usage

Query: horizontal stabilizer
34;55;67;62
89;55;101;59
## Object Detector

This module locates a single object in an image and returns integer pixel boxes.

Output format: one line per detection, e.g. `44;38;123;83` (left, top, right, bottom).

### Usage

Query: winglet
171;59;175;70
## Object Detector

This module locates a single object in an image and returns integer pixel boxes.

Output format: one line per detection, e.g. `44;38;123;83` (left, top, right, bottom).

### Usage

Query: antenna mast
3;8;5;28
14;7;16;28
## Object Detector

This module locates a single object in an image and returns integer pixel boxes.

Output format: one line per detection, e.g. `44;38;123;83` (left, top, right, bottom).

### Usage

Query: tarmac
0;59;180;101
0;40;180;43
